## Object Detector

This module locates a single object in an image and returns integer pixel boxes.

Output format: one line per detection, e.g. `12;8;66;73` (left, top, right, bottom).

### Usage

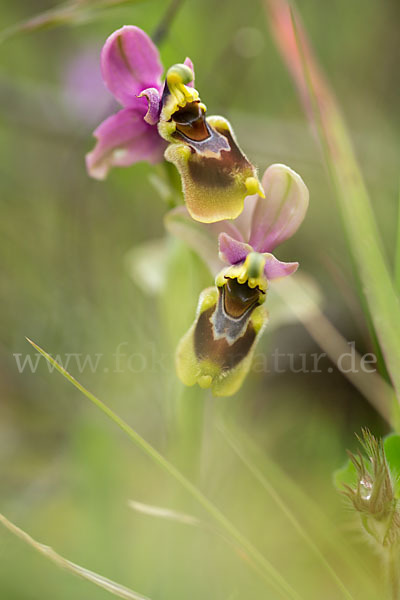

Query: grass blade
219;425;364;600
219;425;378;592
25;337;302;600
0;513;150;600
128;500;202;527
0;0;142;44
265;0;400;407
128;499;244;553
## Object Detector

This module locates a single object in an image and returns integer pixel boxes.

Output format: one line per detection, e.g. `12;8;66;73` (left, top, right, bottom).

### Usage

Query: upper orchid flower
157;64;264;222
166;164;309;396
86;26;264;223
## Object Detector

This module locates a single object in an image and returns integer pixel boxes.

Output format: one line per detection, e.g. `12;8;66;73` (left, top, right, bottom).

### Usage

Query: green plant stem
387;547;400;600
170;383;206;479
152;0;185;45
395;181;400;295
26;338;302;600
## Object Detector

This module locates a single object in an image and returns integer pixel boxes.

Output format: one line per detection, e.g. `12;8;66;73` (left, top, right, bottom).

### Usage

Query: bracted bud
341;430;400;548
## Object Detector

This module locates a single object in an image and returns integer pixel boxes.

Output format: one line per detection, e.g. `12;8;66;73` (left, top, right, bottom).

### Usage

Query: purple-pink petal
101;26;163;108
249;164;309;253
263;253;299;280
86;103;166;180
183;57;195;87
219;233;252;265
138;87;161;124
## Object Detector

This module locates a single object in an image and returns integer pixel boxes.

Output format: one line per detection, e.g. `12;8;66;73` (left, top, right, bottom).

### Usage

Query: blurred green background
1;0;399;598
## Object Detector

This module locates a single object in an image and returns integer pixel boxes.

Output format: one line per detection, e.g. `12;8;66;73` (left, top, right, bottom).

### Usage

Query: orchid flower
86;26;264;223
166;164;309;396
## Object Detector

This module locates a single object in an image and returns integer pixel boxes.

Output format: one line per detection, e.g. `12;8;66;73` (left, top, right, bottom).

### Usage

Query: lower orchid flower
86;25;263;223
166;163;309;396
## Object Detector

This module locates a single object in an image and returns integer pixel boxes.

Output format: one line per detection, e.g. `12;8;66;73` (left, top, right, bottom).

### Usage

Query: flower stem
171;383;206;479
152;0;185;45
394;179;400;295
387;547;400;600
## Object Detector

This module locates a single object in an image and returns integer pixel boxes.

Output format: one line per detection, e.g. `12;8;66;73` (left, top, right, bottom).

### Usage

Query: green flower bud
342;430;400;548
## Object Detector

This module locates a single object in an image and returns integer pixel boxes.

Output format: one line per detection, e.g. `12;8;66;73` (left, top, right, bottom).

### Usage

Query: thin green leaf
0;513;150;600
25;337;302;600
384;433;400;496
265;0;400;408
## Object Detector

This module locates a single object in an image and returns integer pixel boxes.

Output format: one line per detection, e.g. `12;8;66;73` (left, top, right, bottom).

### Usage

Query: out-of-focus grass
0;512;149;600
265;0;400;408
0;0;399;598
